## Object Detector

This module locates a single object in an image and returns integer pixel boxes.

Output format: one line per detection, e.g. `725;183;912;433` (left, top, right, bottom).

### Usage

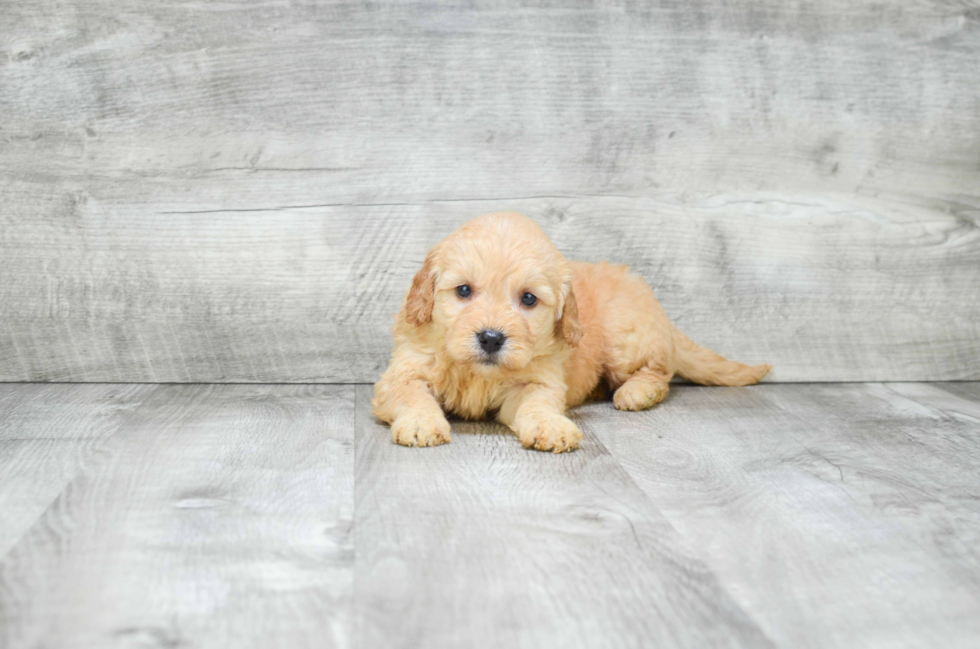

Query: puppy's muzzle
476;329;507;359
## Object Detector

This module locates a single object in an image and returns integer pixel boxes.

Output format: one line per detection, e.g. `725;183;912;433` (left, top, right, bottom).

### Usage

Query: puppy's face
404;213;581;373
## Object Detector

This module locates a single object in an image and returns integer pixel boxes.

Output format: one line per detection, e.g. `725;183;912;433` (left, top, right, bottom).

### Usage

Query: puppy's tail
672;329;771;387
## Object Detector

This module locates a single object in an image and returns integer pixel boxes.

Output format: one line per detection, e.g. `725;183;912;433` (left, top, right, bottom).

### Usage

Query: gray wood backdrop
1;0;978;383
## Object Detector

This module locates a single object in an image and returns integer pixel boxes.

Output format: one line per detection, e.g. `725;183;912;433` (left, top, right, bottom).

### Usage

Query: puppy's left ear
556;280;583;346
404;248;438;327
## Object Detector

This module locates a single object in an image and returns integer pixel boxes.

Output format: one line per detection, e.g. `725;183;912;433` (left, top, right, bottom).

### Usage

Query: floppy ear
404;249;438;326
556;281;583;346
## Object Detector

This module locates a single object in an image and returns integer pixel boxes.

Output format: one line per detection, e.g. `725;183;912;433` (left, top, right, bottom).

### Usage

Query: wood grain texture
0;384;153;556
2;382;979;647
585;382;980;648
352;385;771;649
0;384;355;649
2;0;979;382
932;381;980;407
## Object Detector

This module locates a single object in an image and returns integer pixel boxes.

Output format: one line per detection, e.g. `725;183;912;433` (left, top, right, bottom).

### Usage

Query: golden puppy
372;212;770;452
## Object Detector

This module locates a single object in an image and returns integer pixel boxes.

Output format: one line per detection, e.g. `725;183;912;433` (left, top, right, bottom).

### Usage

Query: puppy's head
404;212;581;372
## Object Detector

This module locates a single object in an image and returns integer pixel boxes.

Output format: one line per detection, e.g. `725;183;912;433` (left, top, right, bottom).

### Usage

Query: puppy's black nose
476;329;506;354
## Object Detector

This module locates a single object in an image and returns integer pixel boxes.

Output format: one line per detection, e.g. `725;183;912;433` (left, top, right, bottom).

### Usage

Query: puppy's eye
456;285;472;299
521;292;537;307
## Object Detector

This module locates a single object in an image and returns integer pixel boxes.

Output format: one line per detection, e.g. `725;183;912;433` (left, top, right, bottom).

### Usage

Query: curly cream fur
372;212;770;452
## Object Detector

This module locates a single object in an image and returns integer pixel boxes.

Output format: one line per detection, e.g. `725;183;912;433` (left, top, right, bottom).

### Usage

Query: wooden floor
1;383;978;648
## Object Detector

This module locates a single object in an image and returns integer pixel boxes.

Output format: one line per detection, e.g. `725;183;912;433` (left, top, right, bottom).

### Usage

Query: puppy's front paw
516;414;583;453
391;410;451;447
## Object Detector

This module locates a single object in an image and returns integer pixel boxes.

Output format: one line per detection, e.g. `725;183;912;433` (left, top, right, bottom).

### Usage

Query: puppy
372;212;770;452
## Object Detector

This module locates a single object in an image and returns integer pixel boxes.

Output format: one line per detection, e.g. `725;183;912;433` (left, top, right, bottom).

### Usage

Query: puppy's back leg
613;362;672;412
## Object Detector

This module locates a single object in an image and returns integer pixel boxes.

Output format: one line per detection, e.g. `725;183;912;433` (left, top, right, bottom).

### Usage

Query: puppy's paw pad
518;415;583;453
614;381;669;411
391;411;451;447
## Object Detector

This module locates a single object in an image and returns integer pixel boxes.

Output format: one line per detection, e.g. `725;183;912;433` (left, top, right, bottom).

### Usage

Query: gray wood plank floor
0;384;155;557
0;384;354;649
1;382;978;648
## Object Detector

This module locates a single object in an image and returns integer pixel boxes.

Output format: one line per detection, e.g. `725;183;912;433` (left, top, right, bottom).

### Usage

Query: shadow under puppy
373;212;770;452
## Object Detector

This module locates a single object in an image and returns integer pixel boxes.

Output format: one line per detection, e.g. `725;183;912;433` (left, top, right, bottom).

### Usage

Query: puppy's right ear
405;249;438;326
557;285;583;346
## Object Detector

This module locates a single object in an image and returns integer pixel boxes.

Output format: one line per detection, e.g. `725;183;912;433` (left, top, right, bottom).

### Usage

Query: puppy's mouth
476;352;503;366
468;346;532;373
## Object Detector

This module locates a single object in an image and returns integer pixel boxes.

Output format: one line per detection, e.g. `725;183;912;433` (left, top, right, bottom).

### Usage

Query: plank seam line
155;194;648;214
0;385;165;563
579;412;777;644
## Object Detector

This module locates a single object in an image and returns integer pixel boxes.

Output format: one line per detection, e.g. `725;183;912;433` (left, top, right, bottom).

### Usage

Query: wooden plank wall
1;0;978;382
